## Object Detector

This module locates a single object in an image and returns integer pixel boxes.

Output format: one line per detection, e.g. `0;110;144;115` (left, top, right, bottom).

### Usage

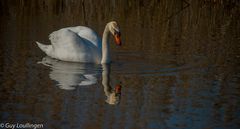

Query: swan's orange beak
114;34;121;46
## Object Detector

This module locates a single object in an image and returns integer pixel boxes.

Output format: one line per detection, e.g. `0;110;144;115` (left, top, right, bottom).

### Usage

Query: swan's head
108;21;122;46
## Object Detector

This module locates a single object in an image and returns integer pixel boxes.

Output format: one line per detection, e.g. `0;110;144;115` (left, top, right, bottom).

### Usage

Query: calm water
0;0;240;129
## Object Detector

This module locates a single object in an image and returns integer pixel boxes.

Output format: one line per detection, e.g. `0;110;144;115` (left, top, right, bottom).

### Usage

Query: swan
36;21;121;64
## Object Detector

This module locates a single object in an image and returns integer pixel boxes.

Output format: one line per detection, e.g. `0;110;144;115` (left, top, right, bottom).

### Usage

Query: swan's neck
101;24;111;64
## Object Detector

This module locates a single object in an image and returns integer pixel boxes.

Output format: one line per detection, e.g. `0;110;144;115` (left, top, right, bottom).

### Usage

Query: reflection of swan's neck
102;64;111;96
101;24;111;64
102;64;121;105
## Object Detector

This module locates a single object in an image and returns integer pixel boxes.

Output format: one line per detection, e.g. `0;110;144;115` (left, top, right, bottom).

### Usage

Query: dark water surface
0;0;240;129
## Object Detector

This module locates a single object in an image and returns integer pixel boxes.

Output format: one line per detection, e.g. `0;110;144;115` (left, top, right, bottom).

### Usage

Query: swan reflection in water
38;56;122;105
102;64;121;105
39;56;99;90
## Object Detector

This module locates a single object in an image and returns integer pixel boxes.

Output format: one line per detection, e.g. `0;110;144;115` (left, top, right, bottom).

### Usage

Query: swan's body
36;21;121;64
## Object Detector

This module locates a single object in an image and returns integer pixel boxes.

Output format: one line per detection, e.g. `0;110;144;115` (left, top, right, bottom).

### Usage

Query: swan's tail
35;41;52;55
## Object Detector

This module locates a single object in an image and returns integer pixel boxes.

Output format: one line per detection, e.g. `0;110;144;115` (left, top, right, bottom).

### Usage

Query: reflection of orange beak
115;84;121;94
114;34;121;46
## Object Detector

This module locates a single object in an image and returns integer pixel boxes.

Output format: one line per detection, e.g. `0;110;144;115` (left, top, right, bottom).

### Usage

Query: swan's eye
114;31;121;36
118;32;121;36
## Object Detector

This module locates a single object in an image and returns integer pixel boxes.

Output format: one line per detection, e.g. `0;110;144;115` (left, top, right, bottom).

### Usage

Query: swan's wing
48;26;101;63
49;29;84;47
49;29;89;52
63;26;101;47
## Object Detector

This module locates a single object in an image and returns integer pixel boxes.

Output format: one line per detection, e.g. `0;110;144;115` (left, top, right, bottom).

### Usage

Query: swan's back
50;26;101;48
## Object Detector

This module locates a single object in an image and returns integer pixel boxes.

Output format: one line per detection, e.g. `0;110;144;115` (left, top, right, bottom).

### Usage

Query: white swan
36;21;121;64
